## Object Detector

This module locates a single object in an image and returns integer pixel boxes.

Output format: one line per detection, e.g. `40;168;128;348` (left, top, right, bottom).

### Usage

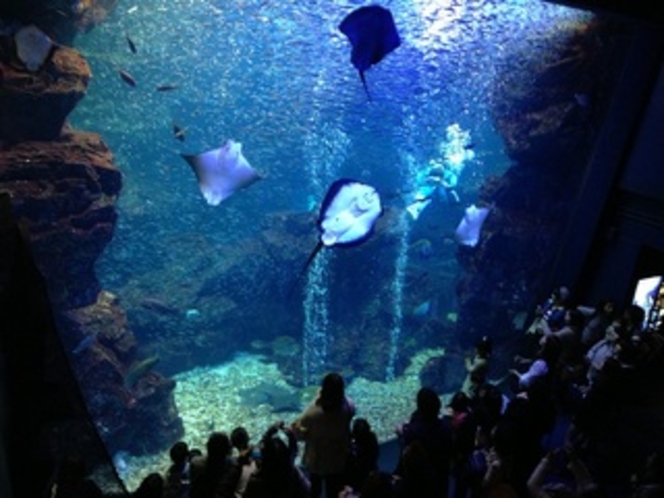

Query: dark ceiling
547;0;664;25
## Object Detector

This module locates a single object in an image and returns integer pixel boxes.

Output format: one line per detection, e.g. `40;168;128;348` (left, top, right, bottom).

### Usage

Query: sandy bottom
116;347;445;491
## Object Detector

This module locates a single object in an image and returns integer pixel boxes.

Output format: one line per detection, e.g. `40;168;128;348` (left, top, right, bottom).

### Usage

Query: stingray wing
182;141;261;206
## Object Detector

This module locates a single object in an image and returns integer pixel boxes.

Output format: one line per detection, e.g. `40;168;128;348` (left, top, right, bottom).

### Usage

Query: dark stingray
339;5;401;100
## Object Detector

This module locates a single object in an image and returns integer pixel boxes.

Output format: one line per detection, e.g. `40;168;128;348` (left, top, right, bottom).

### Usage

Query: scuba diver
406;123;474;220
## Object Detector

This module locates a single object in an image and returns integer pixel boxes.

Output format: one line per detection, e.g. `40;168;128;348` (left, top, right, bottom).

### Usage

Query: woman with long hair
292;372;355;498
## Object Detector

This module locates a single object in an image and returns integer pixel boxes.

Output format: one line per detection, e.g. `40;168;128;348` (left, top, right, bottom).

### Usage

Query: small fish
50;8;69;18
185;308;201;319
173;123;186;141
118;69;137;87
156;84;179;92
124;355;160;388
411;238;433;259
72;334;96;355
139;297;180;315
413;300;432;318
112;451;129;480
126;34;137;54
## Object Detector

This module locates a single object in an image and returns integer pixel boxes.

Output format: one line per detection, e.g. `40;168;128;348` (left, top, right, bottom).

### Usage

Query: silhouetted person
244;421;309;498
462;336;493;399
229;426;258;497
164;440;192;498
47;455;103;498
347;417;379;492
292;372;355;498
190;431;236;498
447;391;477;498
133;472;164;498
393;441;437;498
395;387;452;498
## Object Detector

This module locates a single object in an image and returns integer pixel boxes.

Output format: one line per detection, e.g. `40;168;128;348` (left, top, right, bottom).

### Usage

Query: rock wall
454;19;626;354
0;132;120;308
0;0;120;45
0;29;183;456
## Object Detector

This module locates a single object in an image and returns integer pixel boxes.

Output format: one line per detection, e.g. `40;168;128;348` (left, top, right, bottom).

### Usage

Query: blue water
70;0;591;369
71;0;588;232
67;0;593;478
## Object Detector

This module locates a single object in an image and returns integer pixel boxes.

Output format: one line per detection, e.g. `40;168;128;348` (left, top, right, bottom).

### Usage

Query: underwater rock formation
111;205;448;384
0;131;120;308
454;19;623;349
0;36;90;141
159;208;404;382
0;0;121;45
114;211;318;376
60;291;184;454
0;131;183;455
0;29;183;458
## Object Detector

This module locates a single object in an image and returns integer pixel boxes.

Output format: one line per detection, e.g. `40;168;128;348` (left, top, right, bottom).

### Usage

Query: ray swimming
455;204;491;247
291;179;383;295
339;5;401;100
181;139;262;205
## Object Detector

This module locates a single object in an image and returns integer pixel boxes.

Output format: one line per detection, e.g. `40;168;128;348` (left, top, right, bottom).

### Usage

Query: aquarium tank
0;0;639;491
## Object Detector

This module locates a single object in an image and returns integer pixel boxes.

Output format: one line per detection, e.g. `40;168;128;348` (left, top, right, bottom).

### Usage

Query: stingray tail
359;70;372;101
287;241;324;299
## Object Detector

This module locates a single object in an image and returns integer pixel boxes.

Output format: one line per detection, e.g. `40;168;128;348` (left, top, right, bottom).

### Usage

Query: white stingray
290;180;383;297
181;139;262;205
319;181;382;246
455;204;491;247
